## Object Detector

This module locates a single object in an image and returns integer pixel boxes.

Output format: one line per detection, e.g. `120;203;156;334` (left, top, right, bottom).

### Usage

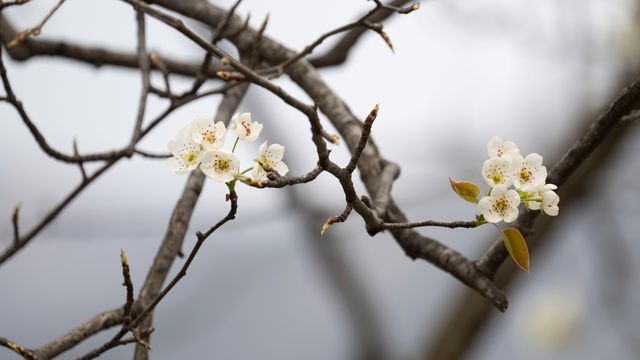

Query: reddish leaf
502;227;530;273
448;178;480;203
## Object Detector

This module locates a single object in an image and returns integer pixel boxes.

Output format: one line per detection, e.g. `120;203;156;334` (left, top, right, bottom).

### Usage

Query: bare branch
381;220;478;230
11;202;20;244
0;15;226;77
188;0;243;94
129;8;151;145
0;337;37;360
120;250;135;327
0;0;32;10
72;139;88;181
7;0;66;47
345;103;379;173
309;0;415;67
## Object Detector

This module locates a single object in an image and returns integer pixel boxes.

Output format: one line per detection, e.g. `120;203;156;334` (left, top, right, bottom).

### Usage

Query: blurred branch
0;15;226;77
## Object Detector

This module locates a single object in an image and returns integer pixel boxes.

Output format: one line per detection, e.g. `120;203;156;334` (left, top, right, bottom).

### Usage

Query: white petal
194;115;212;128
544;205;559;216
228;113;239;132
504;208;519;223
201;165;233;182
258;141;268;158
252;163;267;180
245;122;263;141
273;161;289;176
525;153;544;167
506;189;521;205
542;191;560;206
528;201;541;210
492;184;508;196
478;197;500;223
166;157;190;175
238;112;252;123
266;144;285;162
487;136;503;158
482;157;512;186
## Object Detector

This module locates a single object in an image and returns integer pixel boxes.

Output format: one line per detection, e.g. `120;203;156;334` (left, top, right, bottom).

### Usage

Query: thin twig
133;149;170;159
345;103;379;173
7;0;66;47
129;8;151;145
0;337;37;360
72;139;88;181
381;220;478;230
11;203;20;244
120;250;135;327
77;190;238;360
188;0;243;94
321;202;354;235
262;0;418;77
0;0;32;10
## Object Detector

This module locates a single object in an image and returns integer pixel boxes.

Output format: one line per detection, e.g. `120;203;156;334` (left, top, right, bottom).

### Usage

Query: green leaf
448;178;480;203
502;227;530;273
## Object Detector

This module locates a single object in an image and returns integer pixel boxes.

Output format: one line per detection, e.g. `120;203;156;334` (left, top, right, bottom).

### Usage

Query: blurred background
1;0;640;359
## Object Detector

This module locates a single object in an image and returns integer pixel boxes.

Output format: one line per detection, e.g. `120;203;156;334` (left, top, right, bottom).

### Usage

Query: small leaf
502;227;530;273
448;178;480;203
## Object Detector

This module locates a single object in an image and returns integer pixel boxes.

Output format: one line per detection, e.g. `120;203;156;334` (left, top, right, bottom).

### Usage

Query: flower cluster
166;113;288;183
477;136;559;223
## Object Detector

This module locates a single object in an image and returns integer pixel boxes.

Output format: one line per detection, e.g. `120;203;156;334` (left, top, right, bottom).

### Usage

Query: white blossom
252;141;289;180
512;153;547;192
487;136;520;161
477;184;521;223
166;127;204;175
482;157;513;187
231;112;263;141
200;150;240;182
527;184;559;215
190;115;226;150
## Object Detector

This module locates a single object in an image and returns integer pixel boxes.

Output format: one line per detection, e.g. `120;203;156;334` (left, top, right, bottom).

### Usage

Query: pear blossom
477;184;521;223
231;112;263;141
487;136;520;161
252;141;289;180
166;128;204;175
200;150;240;182
527;184;559;216
512;153;547;191
482;157;513;187
190;115;226;150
